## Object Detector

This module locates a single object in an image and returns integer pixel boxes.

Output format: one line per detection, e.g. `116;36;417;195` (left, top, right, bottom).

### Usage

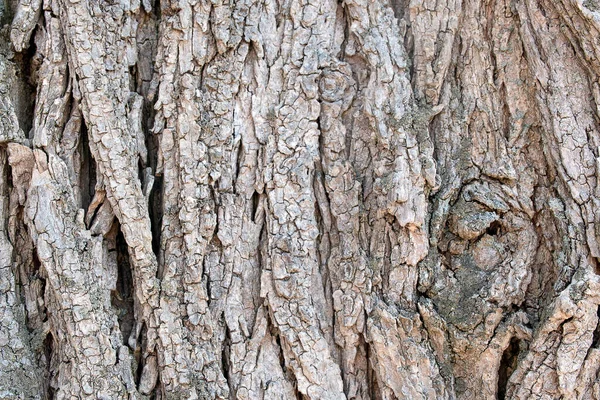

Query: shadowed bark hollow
2;0;600;398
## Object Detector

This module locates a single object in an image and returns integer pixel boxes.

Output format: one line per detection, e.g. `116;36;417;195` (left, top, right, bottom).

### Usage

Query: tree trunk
2;0;600;398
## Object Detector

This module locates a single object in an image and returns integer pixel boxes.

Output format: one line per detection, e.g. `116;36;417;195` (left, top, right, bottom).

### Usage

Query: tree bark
2;0;600;398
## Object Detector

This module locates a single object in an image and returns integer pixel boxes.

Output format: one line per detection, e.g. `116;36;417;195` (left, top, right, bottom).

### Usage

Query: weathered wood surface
3;0;600;398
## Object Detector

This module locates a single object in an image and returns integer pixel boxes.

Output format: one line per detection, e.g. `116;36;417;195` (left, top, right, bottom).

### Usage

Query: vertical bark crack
497;338;521;400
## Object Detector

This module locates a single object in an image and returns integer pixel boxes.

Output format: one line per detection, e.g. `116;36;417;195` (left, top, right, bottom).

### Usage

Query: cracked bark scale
3;0;600;398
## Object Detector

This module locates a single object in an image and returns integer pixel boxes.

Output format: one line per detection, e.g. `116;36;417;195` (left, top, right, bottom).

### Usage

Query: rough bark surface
3;0;600;398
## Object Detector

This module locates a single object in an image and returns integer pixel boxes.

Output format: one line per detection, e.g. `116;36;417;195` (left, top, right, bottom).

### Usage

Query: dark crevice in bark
85;201;102;231
428;109;443;167
253;221;267;321
592;256;600;276
272;327;287;374
251;190;259;223
497;337;521;400
112;225;136;344
233;137;243;193
0;0;12;24
389;0;407;22
203;250;212;301
135;322;148;385
221;323;231;393
592;306;600;348
486;220;501;236
1;147;9;218
149;174;163;257
79;123;96;212
42;332;55;400
128;65;138;93
137;158;145;186
10;31;38;138
12;225;27;316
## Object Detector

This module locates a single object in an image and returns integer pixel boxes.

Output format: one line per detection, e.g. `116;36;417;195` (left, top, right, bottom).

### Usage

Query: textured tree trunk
2;0;600;398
